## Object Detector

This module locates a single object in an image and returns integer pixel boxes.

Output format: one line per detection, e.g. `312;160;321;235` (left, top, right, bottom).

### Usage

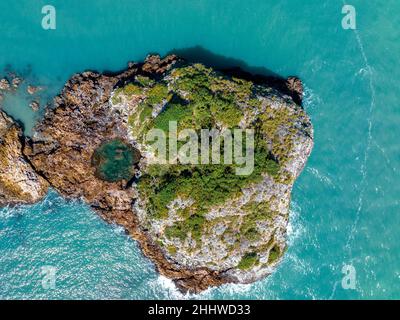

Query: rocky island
0;55;313;293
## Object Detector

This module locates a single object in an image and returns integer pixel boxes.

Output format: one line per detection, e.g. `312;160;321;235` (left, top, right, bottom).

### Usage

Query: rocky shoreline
0;55;313;293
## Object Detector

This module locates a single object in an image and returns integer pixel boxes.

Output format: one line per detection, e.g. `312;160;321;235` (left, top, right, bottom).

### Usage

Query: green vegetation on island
107;60;311;275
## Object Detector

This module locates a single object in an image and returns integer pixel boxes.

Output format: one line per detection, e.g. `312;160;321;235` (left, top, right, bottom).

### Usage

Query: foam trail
307;167;335;189
302;84;322;114
287;201;304;245
327;0;377;300
373;139;396;173
341;0;376;254
325;2;378;300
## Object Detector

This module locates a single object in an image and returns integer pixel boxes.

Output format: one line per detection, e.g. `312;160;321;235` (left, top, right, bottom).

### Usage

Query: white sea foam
342;0;377;253
0;206;16;219
287;201;304;245
150;272;257;300
150;275;193;300
307;167;335;188
302;84;321;115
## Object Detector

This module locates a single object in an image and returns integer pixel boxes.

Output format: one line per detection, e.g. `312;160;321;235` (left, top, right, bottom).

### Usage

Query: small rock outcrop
0;110;49;206
0;55;313;293
0;78;10;91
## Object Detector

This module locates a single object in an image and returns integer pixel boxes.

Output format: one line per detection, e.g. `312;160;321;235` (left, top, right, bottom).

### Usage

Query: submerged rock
27;85;43;95
29;100;40;111
0;78;10;91
11;77;22;89
1;54;313;293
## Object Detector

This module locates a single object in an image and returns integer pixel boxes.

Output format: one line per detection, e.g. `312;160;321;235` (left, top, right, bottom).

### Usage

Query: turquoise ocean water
0;0;399;299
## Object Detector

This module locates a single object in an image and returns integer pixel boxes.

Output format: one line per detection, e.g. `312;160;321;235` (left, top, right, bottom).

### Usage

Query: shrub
111;83;142;104
153;101;192;132
165;214;205;243
136;75;154;87
139;104;153;122
165;224;187;241
122;83;143;96
146;83;170;105
210;96;243;128
167;245;177;255
238;252;259;270
268;245;281;263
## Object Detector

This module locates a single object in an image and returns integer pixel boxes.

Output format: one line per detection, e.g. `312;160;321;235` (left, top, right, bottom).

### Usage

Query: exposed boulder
0;110;49;206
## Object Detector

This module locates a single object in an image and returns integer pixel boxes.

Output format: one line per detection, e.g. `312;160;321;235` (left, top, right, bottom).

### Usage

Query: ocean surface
0;0;399;299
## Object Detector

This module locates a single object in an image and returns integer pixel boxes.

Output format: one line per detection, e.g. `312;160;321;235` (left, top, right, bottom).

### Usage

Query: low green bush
238;252;259;270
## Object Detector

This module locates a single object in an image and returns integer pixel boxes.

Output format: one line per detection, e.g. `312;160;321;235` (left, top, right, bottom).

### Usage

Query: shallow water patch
91;139;140;182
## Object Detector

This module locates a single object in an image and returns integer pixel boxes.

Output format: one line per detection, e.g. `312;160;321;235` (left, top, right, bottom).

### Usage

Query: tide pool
0;0;399;299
